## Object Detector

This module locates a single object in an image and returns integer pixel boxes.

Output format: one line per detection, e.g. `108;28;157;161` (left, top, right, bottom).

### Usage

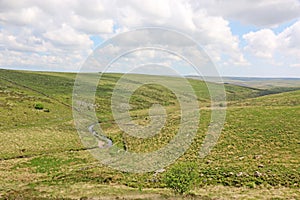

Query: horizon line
1;67;300;79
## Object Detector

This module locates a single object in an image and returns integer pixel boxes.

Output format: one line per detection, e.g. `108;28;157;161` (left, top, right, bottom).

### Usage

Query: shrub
34;103;44;110
163;162;198;194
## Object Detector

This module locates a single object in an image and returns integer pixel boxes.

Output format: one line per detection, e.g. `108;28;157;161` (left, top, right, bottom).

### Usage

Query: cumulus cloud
279;21;300;50
0;0;248;71
0;0;299;74
191;0;300;27
110;0;248;66
43;24;92;49
191;11;248;65
243;29;277;59
243;20;300;67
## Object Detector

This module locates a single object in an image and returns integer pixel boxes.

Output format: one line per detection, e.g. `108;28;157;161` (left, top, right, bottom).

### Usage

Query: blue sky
0;0;300;77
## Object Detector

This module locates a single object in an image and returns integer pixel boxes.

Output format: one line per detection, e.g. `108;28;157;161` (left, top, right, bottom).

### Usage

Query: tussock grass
0;69;299;199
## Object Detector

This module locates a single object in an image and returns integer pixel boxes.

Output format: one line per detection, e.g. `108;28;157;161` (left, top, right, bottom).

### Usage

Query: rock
228;172;234;176
258;164;264;168
254;171;262;177
253;155;262;160
155;168;165;173
206;160;212;164
153;168;165;176
236;172;244;177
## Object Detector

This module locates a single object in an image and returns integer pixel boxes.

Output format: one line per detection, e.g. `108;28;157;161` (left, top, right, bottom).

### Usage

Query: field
0;69;299;199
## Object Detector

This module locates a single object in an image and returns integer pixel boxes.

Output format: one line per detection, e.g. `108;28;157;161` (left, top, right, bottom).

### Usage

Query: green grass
230;89;300;107
0;69;299;199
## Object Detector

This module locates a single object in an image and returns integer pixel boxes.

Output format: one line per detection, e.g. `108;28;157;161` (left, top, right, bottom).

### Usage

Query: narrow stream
88;123;113;148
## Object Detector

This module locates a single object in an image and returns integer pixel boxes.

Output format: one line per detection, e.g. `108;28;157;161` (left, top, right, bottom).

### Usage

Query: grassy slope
0;69;299;199
0;70;82;159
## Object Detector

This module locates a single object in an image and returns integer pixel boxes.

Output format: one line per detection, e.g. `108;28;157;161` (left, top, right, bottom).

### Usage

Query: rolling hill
0;69;299;199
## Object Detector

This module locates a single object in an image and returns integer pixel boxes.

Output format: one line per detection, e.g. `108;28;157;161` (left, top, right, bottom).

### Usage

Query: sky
0;0;300;77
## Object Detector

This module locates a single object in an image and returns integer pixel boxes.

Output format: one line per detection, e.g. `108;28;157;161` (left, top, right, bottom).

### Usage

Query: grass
0;68;299;199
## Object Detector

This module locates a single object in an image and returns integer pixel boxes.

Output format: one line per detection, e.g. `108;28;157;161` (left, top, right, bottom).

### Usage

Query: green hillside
0;69;299;199
230;89;300;107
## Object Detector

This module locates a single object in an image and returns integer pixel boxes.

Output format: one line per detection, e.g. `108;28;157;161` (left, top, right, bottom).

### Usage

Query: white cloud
0;0;299;75
0;49;85;71
243;20;300;67
0;0;249;71
243;29;277;58
192;11;249;66
191;0;300;27
291;63;300;67
0;6;42;26
0;28;49;52
110;0;247;66
71;16;114;34
279;21;300;50
43;24;92;49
